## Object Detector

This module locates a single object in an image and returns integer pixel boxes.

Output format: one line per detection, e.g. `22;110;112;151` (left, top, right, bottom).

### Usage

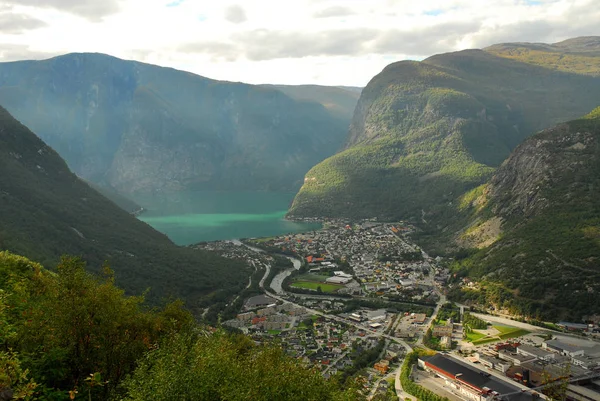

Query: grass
291;281;344;293
465;331;486;342
267;330;281;335
467;325;530;345
253;237;276;243
498;329;529;340
492;325;516;334
472;337;501;345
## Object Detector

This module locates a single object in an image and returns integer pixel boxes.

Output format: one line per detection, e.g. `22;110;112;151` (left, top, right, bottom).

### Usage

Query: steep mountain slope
0;106;249;309
0;53;350;194
87;181;142;213
451;108;600;321
263;84;361;121
289;37;600;224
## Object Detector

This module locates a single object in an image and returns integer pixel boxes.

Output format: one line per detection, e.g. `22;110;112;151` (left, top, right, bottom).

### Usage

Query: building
478;354;512;373
557;322;590;332
366;309;387;322
440;336;452;350
374;360;390;374
244;294;276;309
433;325;453;337
499;349;537;366
412;313;427;325
517;344;556;361
543;340;585;358
334;271;353;279
349;313;362;322
571;354;600;370
326;276;352;284
420;354;535;401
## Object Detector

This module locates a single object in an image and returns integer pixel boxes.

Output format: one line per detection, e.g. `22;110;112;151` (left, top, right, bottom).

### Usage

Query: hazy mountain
0;106;249;310
0;53;352;195
451;107;600;321
486;36;600;76
288;37;600;225
262;84;361;121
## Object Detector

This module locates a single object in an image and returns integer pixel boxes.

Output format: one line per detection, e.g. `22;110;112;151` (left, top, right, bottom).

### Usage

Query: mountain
450;107;600;321
288;37;600;224
262;84;361;121
0;53;352;195
87;181;143;213
486;36;600;76
0;106;249;311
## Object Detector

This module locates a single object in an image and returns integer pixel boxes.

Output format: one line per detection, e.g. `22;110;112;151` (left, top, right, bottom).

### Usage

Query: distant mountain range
0;106;249;311
0;54;359;196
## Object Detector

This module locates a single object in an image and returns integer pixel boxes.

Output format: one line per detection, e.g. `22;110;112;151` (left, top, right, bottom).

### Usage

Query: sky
0;0;598;86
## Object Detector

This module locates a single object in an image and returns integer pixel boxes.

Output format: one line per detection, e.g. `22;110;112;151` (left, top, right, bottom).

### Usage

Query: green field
498;329;530;340
493;325;515;334
472;337;501;346
291;281;344;293
465;331;486;342
467;325;530;345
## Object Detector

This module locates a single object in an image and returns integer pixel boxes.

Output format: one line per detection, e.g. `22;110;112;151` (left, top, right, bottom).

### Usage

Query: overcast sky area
0;0;598;86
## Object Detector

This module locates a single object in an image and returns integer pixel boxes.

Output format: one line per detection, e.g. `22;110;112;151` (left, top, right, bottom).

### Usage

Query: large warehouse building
419;354;538;401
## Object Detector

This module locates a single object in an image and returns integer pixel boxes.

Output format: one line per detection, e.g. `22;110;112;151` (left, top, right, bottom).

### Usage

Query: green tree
0;351;38;400
123;331;363;401
4;255;193;399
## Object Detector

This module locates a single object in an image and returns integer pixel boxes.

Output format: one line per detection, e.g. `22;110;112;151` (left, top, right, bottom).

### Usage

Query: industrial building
419;354;537;401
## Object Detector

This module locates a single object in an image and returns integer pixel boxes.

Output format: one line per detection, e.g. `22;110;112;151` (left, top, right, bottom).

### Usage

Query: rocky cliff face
0;53;354;195
487;125;597;219
452;109;600;320
289;39;600;222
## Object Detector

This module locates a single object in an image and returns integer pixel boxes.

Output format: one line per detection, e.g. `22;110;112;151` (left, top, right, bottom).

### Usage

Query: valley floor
194;221;600;400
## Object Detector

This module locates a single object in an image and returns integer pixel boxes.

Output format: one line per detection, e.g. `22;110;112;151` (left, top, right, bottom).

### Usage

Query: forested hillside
289;37;600;226
449;107;600;320
0;106;249;310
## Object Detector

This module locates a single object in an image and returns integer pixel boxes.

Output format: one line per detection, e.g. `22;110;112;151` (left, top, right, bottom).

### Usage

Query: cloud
313;6;355;18
4;0;121;21
0;43;56;61
374;21;483;56
224;4;246;24
181;28;378;61
179;22;484;62
179;42;239;62
469;6;600;49
0;12;46;34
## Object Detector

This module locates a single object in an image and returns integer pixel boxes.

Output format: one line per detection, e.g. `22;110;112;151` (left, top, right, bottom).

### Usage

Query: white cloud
0;0;597;85
224;4;247;24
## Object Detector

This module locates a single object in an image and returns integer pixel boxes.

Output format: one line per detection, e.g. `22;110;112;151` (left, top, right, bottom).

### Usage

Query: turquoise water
134;191;320;245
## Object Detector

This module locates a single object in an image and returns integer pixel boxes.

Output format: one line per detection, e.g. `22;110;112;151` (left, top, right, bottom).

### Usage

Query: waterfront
134;190;321;245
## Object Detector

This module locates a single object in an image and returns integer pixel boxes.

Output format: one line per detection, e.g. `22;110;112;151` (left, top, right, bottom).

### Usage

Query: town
194;221;600;400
